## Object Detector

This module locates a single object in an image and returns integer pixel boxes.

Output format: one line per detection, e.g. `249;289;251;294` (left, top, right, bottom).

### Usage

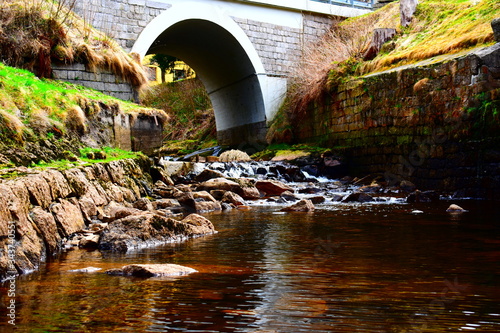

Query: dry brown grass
0;0;148;87
285;0;498;122
0;109;25;143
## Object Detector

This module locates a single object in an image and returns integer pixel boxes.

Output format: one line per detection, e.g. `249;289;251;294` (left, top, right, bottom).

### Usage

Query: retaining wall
294;44;500;198
52;63;137;101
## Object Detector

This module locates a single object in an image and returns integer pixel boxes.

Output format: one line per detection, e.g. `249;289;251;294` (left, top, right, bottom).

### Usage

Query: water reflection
1;201;500;332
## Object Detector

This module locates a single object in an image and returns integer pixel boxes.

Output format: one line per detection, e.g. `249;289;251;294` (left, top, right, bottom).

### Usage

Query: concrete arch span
132;2;275;145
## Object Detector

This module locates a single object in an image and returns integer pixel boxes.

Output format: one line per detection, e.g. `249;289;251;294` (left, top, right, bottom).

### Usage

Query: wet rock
222;191;246;206
78;234;100;249
255;180;293;196
238;186;261;200
399;180;417;193
98;213;215;252
280;191;300;202
198;178;241;192
79;198;98;222
281;199;315;212
299;187;322;194
359;183;382;193
106;264;197;277
181;213;216;234
194;200;222;213
221;202;233;210
342;192;373;203
330;194;344;202
446;204;467;213
194;169;225;182
209;189;226;201
150;166;175;186
406;190;440;203
193;191;217;202
309;196;326;204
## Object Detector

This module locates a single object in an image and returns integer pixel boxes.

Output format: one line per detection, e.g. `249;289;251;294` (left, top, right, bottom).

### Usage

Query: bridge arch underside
147;19;267;146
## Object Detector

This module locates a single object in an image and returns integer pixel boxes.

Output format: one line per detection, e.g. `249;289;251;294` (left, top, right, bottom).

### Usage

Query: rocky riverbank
1;150;446;281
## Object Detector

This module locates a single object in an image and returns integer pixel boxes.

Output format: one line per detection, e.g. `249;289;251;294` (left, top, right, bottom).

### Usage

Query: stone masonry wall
72;0;335;77
294;44;500;198
52;63;137;101
72;0;170;50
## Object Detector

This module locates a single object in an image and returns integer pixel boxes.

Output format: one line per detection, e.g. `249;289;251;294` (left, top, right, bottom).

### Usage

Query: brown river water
1;198;500;332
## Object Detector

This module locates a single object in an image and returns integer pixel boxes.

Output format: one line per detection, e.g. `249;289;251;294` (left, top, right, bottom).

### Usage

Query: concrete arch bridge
73;0;372;145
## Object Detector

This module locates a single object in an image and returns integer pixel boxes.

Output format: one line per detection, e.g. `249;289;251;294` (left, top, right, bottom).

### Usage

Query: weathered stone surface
133;197;154;211
194;169;225;182
406;190;440;203
106;264;197;277
42;169;72;200
492;17;500;42
98;213;215;252
363;28;397;61
281;199;315;212
29;206;61;254
221;191;246;206
255;180;293;196
309;196;326;204
22;174;53;209
238;185;261;200
181;213;216;234
50;199;86;236
400;0;419;27
152;199;181;210
193;191;217;202
194;200;222;213
198;178;241;192
280;190;300;202
342;192;373;203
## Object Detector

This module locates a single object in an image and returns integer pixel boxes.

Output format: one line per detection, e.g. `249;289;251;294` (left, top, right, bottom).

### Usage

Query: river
1;191;500;332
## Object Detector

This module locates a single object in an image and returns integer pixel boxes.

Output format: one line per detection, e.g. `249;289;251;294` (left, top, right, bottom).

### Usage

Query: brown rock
50;199;86;237
193;191;217;202
133;198;154;211
182;213;216;234
446;204;467;213
152;199;181;210
342;192;373;203
194;200;222;213
222;191;246;206
107;264;197;277
198;178;241;192
194;169;225;182
281;199;315;212
255;180;293;196
309;196;326;204
29;206;61;254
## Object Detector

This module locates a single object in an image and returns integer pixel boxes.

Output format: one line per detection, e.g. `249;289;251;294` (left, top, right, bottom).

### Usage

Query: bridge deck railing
312;0;374;9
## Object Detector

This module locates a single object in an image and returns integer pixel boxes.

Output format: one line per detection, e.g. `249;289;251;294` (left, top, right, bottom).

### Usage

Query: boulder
106;264;197;277
309;196;326;204
194;200;222;213
194;169;225;182
255;180;293;196
406;190;439;203
193;191;217;202
222;191;246;206
342;192;373;203
399;180;417;193
281;199;315;212
280;190;300;202
363;28;397;61
98;213;215;252
152;198;181;210
238;186;261;200
198;178;241;192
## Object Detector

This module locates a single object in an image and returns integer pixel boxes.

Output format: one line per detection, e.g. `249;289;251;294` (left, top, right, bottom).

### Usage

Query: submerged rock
342;192;373;203
106;264;197;277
